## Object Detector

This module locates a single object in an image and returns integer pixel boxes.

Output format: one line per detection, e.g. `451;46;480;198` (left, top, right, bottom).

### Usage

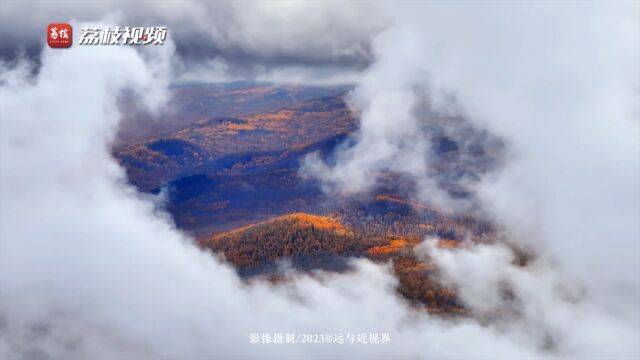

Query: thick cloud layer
306;1;640;357
0;29;548;360
0;0;389;83
1;2;639;359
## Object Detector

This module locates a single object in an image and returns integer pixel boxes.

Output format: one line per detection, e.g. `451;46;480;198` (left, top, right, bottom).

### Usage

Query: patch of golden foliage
204;212;351;243
436;239;459;249
366;235;421;255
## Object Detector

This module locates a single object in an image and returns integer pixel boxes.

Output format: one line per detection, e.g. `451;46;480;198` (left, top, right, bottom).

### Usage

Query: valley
115;82;500;314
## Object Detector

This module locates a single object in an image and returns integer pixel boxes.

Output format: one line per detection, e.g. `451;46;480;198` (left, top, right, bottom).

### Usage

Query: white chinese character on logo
107;27;123;45
152;26;167;45
77;25;166;46
79;27;101;45
50;27;58;40
58;28;68;39
129;27;144;45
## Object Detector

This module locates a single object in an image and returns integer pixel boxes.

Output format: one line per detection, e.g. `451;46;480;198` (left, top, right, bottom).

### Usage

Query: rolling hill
117;95;355;192
116;82;351;146
199;212;464;314
114;83;501;315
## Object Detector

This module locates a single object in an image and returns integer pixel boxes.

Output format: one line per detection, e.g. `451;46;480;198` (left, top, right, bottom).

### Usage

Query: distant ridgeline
115;83;503;315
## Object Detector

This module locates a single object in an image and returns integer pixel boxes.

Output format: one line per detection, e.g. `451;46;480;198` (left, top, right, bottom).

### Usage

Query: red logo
47;23;72;48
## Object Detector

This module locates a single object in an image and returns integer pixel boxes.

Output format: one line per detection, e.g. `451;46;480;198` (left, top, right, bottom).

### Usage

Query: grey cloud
1;2;639;359
305;1;640;357
0;0;388;81
0;34;558;360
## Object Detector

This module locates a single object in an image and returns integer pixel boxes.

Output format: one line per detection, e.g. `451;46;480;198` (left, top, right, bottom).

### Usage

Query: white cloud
306;1;640;358
1;2;639;359
0;21;543;360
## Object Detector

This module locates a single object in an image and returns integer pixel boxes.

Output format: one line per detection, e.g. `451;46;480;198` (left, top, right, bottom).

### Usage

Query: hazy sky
0;1;639;359
0;0;389;82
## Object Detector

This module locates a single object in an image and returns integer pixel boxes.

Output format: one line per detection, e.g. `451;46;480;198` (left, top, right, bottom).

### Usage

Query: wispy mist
0;2;638;359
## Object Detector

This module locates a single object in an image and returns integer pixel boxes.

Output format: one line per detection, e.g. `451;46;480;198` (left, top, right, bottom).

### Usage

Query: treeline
392;254;464;313
202;212;468;315
203;217;383;269
332;205;494;242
